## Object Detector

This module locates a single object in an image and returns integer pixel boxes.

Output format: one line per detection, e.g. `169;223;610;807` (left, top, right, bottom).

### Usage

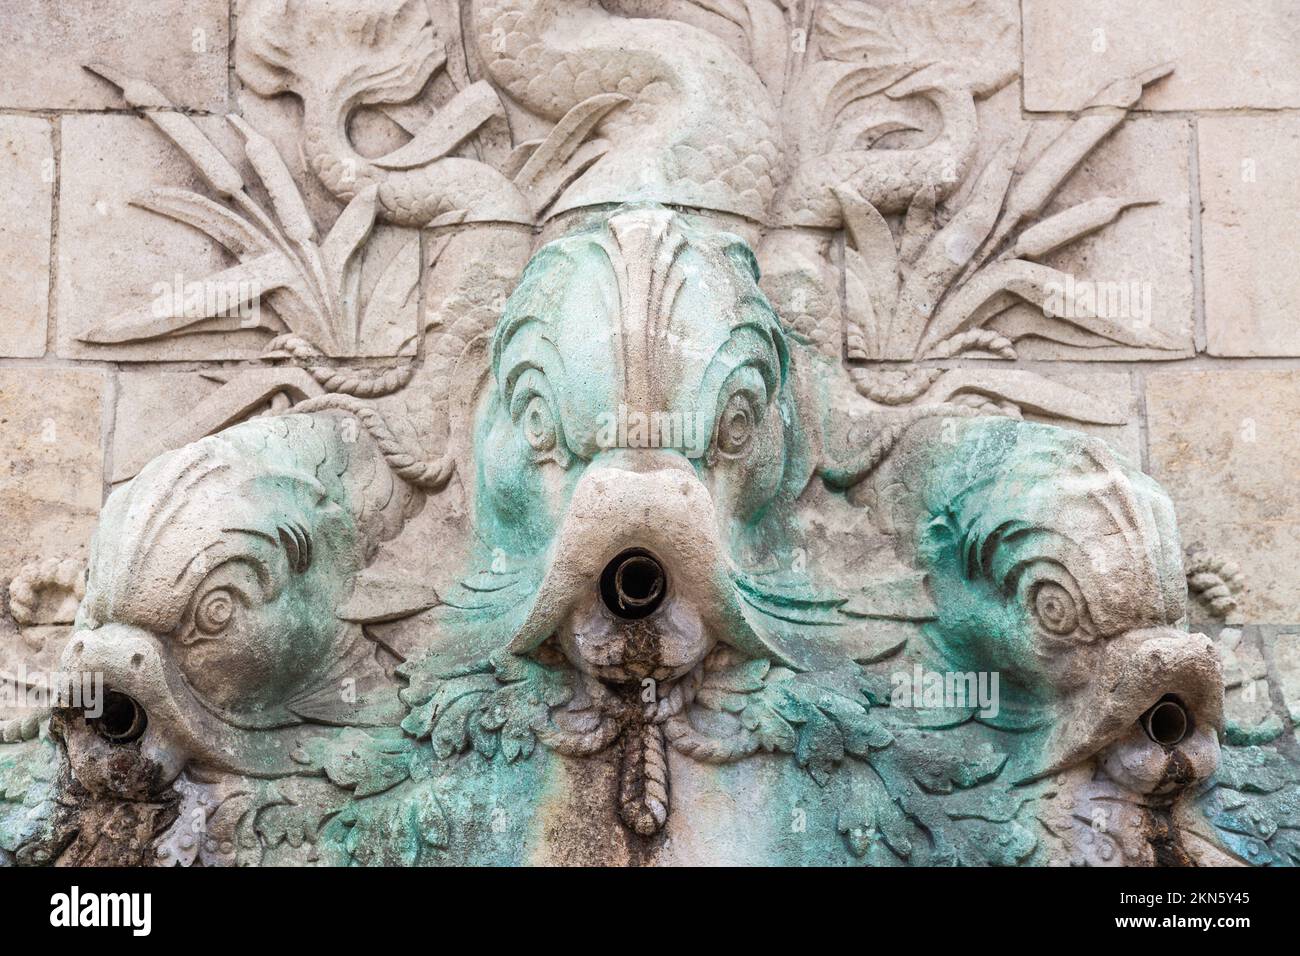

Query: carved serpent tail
301;99;532;225
773;78;978;227
471;0;781;220
1185;549;1247;620
237;0;531;226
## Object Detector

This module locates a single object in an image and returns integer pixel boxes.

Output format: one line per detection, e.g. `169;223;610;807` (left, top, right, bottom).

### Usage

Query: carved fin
338;571;441;624
284;627;405;727
277;522;313;573
373;81;505;170
841;571;937;622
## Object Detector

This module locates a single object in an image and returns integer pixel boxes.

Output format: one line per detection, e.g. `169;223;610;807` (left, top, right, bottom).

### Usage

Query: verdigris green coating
0;738;58;866
429;205;825;673
5;204;1291;866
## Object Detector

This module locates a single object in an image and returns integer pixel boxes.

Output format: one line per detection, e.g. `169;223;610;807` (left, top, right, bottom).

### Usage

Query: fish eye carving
194;587;236;635
508;369;569;465
714;392;756;457
520;394;557;453
1032;580;1078;635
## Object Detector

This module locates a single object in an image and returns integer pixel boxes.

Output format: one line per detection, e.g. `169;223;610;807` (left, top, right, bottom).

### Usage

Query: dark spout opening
1142;695;1189;747
90;689;148;744
601;549;667;619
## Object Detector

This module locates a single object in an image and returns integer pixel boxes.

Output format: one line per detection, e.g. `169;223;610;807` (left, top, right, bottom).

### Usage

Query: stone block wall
0;2;1296;632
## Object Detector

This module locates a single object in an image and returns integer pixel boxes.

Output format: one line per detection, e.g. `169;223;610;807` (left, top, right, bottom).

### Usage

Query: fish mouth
1026;626;1223;792
557;547;706;682
600;549;668;619
58;625;319;783
505;451;807;684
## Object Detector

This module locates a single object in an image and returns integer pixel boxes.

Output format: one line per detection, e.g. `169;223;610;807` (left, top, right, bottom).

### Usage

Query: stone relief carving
1;0;1296;866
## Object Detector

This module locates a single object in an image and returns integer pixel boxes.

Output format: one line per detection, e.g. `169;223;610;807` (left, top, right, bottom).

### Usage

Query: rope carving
290;393;457;492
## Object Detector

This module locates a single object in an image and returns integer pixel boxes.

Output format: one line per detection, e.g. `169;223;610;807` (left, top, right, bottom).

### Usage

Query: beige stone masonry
0;116;54;357
1147;369;1300;625
0;0;229;111
0;367;104;580
1199;114;1300;357
1024;0;1300;112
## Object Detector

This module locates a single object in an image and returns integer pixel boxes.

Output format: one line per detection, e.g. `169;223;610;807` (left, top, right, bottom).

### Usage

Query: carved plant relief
1;0;1294;867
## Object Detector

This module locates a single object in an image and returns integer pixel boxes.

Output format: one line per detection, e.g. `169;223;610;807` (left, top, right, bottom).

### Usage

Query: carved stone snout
58;623;309;785
511;450;720;683
1036;626;1223;793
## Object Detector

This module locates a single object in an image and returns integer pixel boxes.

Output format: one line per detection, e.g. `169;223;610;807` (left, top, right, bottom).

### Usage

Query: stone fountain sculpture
1;0;1294;866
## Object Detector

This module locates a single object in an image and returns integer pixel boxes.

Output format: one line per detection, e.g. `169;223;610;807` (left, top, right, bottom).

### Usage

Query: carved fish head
875;416;1222;795
59;413;416;787
460;205;829;683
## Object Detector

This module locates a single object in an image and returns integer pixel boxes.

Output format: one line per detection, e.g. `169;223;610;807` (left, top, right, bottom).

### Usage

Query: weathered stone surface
6;0;1295;869
0;626;73;723
960;89;1195;360
56;114;270;361
233;88;420;232
0;368;104;582
0;0;229;111
1024;0;1300;111
109;371;229;485
1147;370;1300;624
1199;115;1300;356
0;117;53;357
1030;371;1142;462
57;109;423;361
1273;626;1300;723
1212;625;1277;737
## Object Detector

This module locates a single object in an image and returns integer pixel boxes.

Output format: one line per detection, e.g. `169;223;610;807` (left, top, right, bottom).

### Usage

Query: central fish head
467;205;821;683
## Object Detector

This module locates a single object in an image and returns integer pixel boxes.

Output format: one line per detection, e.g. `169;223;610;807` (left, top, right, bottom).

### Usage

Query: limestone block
1027;371;1143;463
1146;370;1300;624
0;117;53;357
1024;0;1300;111
0;0;228;111
1199;115;1300;356
56;114;269;361
1272;626;1300;723
958;88;1194;360
1011;114;1195;360
0;368;104;582
110;370;229;485
58;113;422;360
